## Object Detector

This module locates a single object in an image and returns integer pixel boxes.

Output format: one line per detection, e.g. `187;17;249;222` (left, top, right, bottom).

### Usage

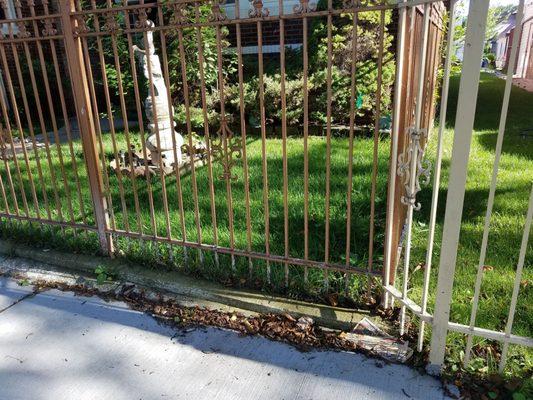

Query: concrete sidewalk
0;277;452;400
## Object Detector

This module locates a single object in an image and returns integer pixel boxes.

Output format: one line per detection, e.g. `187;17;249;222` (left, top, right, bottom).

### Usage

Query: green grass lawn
0;71;531;377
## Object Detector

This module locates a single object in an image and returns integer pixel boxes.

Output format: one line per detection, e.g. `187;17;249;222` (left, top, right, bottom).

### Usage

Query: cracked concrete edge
0;239;389;332
0;258;260;318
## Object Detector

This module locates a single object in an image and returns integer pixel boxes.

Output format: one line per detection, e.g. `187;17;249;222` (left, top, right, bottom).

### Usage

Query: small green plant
17;278;30;287
94;265;114;285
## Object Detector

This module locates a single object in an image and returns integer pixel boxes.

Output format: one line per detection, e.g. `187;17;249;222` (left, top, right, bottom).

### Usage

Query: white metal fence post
418;0;457;352
463;0;526;366
427;0;490;374
383;0;407;308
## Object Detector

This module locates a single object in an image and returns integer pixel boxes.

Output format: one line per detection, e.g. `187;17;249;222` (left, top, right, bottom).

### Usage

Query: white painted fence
383;0;533;374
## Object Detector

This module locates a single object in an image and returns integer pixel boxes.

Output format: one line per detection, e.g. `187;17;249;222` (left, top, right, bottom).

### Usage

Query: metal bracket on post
427;0;490;375
60;0;112;255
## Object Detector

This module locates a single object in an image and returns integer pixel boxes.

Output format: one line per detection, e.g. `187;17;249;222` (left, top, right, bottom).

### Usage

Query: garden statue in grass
133;21;184;168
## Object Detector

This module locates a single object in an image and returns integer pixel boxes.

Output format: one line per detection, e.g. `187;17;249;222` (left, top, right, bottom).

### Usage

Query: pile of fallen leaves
30;280;376;357
119;283;367;354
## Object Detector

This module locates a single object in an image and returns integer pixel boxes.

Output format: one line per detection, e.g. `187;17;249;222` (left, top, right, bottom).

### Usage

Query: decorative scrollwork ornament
169;2;187;25
294;0;316;14
209;0;227;21
397;127;431;211
134;8;151;29
16;21;31;38
249;0;269;18
73;15;89;35
210;119;242;181
102;11;120;33
342;0;360;8
42;18;57;36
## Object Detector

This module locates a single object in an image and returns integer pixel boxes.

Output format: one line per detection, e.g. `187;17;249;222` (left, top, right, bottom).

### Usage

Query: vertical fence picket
428;0;490;373
418;0;457;352
383;0;407;307
61;0;111;253
463;0;526;366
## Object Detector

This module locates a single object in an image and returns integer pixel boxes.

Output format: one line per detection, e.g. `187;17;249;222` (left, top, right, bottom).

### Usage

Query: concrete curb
0;239;388;331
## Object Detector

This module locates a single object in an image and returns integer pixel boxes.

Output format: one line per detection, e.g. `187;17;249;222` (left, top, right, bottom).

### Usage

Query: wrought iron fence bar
0;168;9;213
214;7;237;271
0;33;65;43
428;0;490;373
417;0;456;352
0;44;31;218
463;0;526;367
79;33;117;233
48;35;89;229
7;0;49;221
499;183;533;371
234;0;253;277
0;13;62;24
323;0;333;289
27;0;88;231
107;227;383;276
383;0;407;307
71;4;413;39
6;42;42;220
61;0;112;251
302;10;309;283
279;0;289;287
107;0;143;235
47;39;79;227
120;5;154;236
156;3;188;245
19;21;52;223
90;0;131;234
140;1;175;244
68;0;444;19
172;27;198;249
0;6;35;221
345;10;358;293
0;123;20;216
0;212;98;231
256;14;271;282
139;7;173;241
192;1;215;263
368;8;386;296
26;0;65;224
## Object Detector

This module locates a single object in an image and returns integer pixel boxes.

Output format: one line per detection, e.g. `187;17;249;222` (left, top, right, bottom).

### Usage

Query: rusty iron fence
0;0;445;295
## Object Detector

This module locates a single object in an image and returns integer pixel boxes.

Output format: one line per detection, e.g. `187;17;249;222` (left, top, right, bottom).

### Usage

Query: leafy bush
83;0;395;134
304;1;395;125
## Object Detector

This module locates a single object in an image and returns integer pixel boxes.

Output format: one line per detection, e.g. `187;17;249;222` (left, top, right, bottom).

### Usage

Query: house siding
517;1;533;79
